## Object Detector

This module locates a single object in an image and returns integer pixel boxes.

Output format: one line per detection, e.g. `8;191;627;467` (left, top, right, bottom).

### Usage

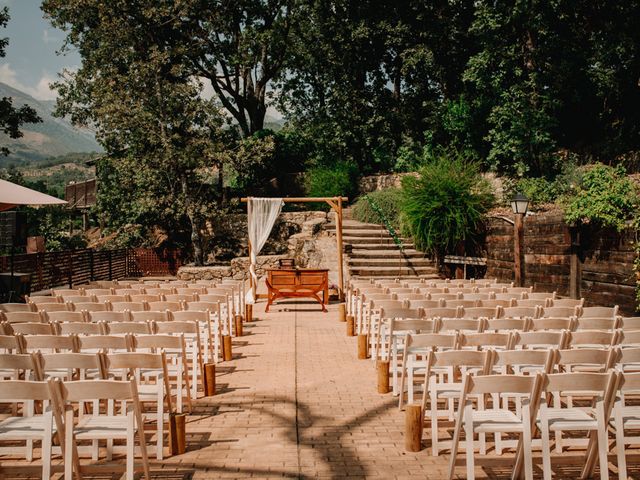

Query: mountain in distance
0;82;102;166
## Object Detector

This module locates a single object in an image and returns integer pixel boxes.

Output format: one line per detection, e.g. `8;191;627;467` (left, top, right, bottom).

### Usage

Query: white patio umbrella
0;178;67;211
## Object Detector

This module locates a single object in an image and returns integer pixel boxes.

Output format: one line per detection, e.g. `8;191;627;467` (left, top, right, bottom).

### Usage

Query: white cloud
0;63;58;100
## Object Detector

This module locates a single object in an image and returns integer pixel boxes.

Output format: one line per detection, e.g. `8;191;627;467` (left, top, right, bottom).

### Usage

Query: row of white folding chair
361;297;615;327
0;377;151;479
0;351;172;465
449;365;640;480
396;331;625;406
447;370;620;480
405;346;618;478
7;299;234;341
0;308;218;366
0;326;202;402
370;308;621;358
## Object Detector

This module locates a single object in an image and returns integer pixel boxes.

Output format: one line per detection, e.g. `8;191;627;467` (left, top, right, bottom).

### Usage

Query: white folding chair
0;379;62;479
448;373;541;480
538;372;616;480
56;378;150;480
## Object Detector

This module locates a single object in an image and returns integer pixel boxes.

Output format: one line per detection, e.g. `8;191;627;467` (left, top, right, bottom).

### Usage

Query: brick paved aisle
156;300;459;480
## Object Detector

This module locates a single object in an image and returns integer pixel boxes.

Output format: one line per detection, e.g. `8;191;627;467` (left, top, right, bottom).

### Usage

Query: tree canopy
36;0;640;261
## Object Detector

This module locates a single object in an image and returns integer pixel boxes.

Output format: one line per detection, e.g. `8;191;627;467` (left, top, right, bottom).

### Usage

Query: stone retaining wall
179;210;339;286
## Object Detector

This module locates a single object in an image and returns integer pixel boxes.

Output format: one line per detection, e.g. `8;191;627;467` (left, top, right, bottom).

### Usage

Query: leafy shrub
305;161;358;199
561;163;638;231
513;177;557;205
502;160;582;208
351;188;402;226
400;153;494;261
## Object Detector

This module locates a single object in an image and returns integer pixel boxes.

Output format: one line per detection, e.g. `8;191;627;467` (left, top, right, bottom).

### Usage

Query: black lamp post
510;193;529;287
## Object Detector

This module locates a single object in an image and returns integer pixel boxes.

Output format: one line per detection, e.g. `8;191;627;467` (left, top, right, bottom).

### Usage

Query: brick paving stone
2;298;632;479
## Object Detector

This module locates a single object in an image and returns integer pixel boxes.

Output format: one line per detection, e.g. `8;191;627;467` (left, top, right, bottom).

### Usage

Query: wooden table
265;268;329;312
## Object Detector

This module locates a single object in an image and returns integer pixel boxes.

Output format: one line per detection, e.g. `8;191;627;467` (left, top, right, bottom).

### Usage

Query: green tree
464;1;640;176
42;0;300;138
277;0;476;172
0;7;41;156
43;2;230;264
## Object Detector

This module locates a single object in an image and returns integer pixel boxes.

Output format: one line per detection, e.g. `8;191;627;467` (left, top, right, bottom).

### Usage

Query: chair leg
408;366;415;405
126;413;135;480
65;409;75;480
614;411;628;480
392;340;398;396
399;351;408;410
540;419;552;480
42;435;52;479
157;396;164;460
596;425;610;480
465;410;475;480
522;422;534;480
23;435;34;462
478;395;486;455
431;390;439;456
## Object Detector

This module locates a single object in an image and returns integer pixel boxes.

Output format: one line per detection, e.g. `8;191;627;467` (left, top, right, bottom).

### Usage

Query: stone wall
179;210;340;286
358;172;505;197
204;211;329;263
484;212;637;314
358;173;415;194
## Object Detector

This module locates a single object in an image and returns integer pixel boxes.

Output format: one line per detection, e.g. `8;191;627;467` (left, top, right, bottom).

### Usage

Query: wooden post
338;303;346;321
336;197;345;300
404;404;423;452
245;304;253;322
222;335;232;361
357;334;369;359
247;238;254;301
204;363;216;396
169;413;187;455
377;360;390;393
346;315;355;336
234;314;243;337
569;226;581;299
514;213;524;287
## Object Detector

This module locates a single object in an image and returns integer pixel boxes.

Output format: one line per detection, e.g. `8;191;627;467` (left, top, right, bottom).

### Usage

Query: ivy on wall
560;163;640;311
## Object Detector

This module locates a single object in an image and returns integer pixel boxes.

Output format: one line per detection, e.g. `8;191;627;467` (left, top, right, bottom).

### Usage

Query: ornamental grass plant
400;152;494;263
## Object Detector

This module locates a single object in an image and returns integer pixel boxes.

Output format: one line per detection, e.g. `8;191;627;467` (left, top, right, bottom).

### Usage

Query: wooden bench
265;268;329;312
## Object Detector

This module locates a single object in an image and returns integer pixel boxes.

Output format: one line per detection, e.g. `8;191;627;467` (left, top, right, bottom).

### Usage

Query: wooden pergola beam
241;196;347;299
240;197;348;202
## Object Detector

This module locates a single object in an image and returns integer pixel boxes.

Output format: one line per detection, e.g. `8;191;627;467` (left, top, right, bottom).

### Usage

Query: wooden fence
0;248;183;293
484;213;637;314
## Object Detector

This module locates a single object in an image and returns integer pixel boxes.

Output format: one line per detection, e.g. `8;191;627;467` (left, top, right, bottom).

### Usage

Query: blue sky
0;0;80;100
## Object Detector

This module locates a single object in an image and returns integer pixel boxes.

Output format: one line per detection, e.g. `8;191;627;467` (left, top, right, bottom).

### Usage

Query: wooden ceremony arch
241;196;347;300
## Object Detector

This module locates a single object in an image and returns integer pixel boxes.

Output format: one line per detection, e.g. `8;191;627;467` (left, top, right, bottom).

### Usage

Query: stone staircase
326;215;440;279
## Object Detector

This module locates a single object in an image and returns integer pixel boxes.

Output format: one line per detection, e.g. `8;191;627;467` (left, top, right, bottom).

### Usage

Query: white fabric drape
246;197;284;304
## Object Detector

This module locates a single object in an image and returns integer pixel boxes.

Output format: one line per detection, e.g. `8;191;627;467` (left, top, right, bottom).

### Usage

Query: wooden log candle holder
346;315;355;336
245;304;253;322
404;404;423;452
338;303;346;321
222;335;233;361
234;314;244;336
204;363;216;396
377;360;390;393
357;334;369;359
169;412;187;455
